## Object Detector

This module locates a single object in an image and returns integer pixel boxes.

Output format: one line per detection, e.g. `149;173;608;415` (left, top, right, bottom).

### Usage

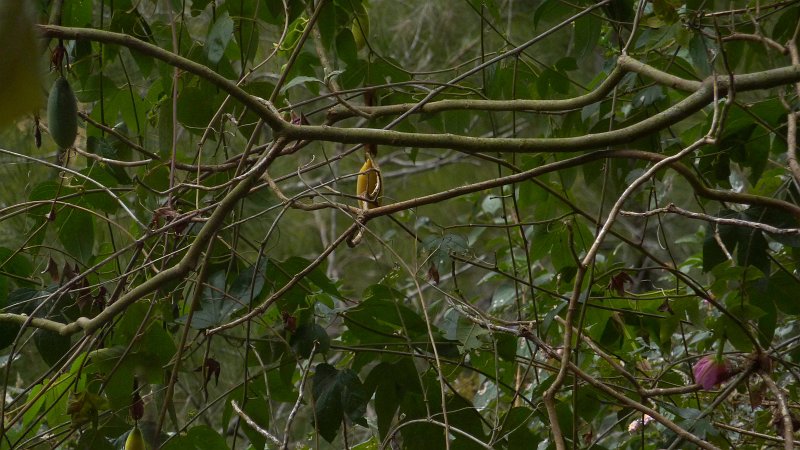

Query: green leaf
447;395;489;449
161;425;229;450
35;329;72;367
689;32;713;78
442;309;488;352
766;271;800;315
486;63;514;100
221;377;271;444
85;137;130;185
229;259;268;306
500;407;538;449
290;322;330;358
56;207;94;265
344;285;429;338
0;316;19;351
227;1;261;64
178;271;243;329
336;29;359;65
312;363;368;442
238;399;270;450
177;80;224;134
279;76;324;95
0;288;44;350
534;0;560;28
632;85;664;108
352;437;380;450
365;362;401;439
0;247;33;283
63;0;93;27
137;323;177;381
701;210;771;273
206;12;234;65
423;233;469;273
490;284;517;311
572;13;601;60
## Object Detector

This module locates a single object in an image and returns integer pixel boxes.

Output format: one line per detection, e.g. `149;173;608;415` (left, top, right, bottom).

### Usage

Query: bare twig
231;400;282;447
620;203;800;235
281;345;316;450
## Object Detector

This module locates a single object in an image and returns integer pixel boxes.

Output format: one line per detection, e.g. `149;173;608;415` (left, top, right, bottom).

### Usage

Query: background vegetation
2;0;800;449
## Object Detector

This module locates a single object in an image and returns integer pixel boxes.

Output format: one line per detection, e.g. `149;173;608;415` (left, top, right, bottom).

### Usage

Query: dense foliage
2;0;800;449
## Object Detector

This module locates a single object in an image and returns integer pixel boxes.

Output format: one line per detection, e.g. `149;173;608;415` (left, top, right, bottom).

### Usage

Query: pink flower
693;355;730;390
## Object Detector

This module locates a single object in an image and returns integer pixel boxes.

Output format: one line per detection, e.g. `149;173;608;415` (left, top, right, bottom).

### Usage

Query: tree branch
38;25;286;131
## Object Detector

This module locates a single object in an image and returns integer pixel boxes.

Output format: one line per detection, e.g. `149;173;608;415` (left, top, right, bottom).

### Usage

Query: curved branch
326;66;627;122
0;140;287;337
38;25;286;131
38;25;800;155
722;33;788;54
284;85;715;152
617;55;703;91
283;59;800;152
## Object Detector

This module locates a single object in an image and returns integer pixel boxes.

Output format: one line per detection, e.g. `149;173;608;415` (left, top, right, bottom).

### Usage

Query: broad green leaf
312;363;368;442
0;247;33;283
423;233;469;273
290;322;331;358
280;75;325;95
35;329;72;368
161;425;229;450
206;12;234;65
56;207;95;265
178;271;244;329
572;14;601;60
229;258;268;305
500;407;538;449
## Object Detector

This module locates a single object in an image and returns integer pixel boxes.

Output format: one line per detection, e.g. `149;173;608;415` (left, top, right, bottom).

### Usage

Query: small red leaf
608;271;633;296
428;264;440;285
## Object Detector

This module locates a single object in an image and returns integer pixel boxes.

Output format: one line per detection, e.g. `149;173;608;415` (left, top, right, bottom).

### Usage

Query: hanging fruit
47;76;78;149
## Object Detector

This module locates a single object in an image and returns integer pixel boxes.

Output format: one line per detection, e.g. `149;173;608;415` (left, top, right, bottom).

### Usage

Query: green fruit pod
47;76;78;149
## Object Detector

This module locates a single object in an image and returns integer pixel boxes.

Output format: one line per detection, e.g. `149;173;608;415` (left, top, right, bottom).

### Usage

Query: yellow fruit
48;77;78;149
356;155;381;209
0;0;43;127
351;4;369;51
125;424;147;450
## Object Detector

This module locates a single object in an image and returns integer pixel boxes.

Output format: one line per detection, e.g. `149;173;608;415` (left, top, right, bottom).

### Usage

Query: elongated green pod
47;76;78;149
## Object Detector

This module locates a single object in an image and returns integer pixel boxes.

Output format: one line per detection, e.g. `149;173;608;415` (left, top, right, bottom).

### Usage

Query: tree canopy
2;0;800;449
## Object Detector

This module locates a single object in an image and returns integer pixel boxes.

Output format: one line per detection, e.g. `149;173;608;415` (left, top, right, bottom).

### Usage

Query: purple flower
693;355;730;390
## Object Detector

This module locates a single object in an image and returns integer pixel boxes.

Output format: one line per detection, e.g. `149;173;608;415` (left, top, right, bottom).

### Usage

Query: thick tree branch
39;25;800;156
282;60;800;152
